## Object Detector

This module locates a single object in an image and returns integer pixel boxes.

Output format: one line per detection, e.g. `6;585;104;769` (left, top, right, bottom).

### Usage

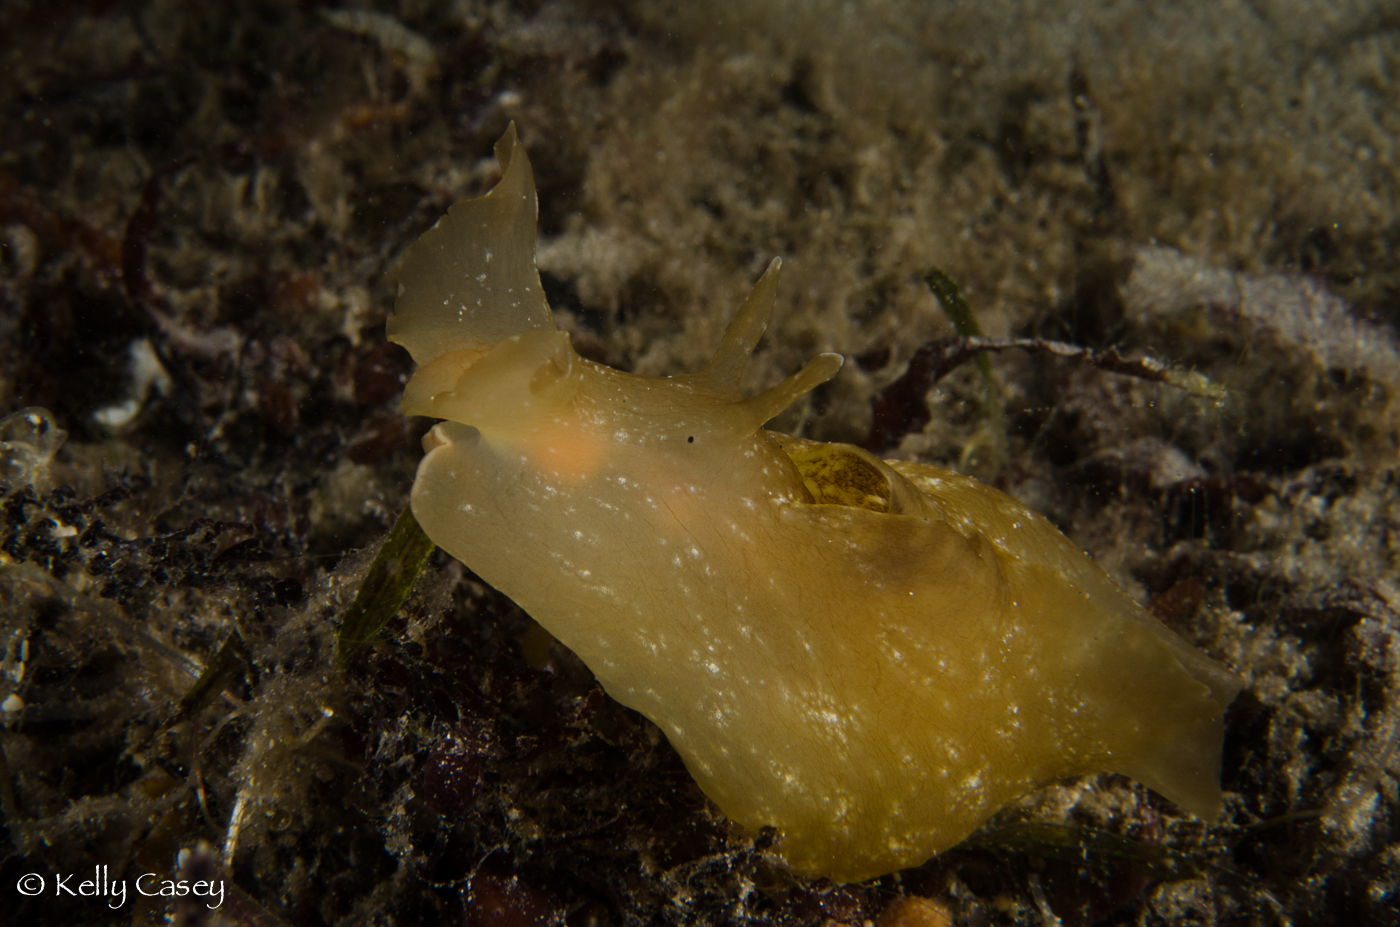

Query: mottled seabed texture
0;2;1397;926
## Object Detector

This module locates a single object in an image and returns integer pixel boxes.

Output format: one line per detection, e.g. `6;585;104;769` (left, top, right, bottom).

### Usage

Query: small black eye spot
687;436;694;443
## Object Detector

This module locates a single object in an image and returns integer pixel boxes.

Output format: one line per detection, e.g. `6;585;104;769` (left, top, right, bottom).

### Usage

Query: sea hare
389;125;1243;881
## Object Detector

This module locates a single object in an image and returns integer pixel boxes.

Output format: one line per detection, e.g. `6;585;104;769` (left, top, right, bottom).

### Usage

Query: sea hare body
390;125;1242;881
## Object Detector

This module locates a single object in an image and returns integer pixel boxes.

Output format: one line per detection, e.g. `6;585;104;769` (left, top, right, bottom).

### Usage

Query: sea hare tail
1116;709;1230;820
